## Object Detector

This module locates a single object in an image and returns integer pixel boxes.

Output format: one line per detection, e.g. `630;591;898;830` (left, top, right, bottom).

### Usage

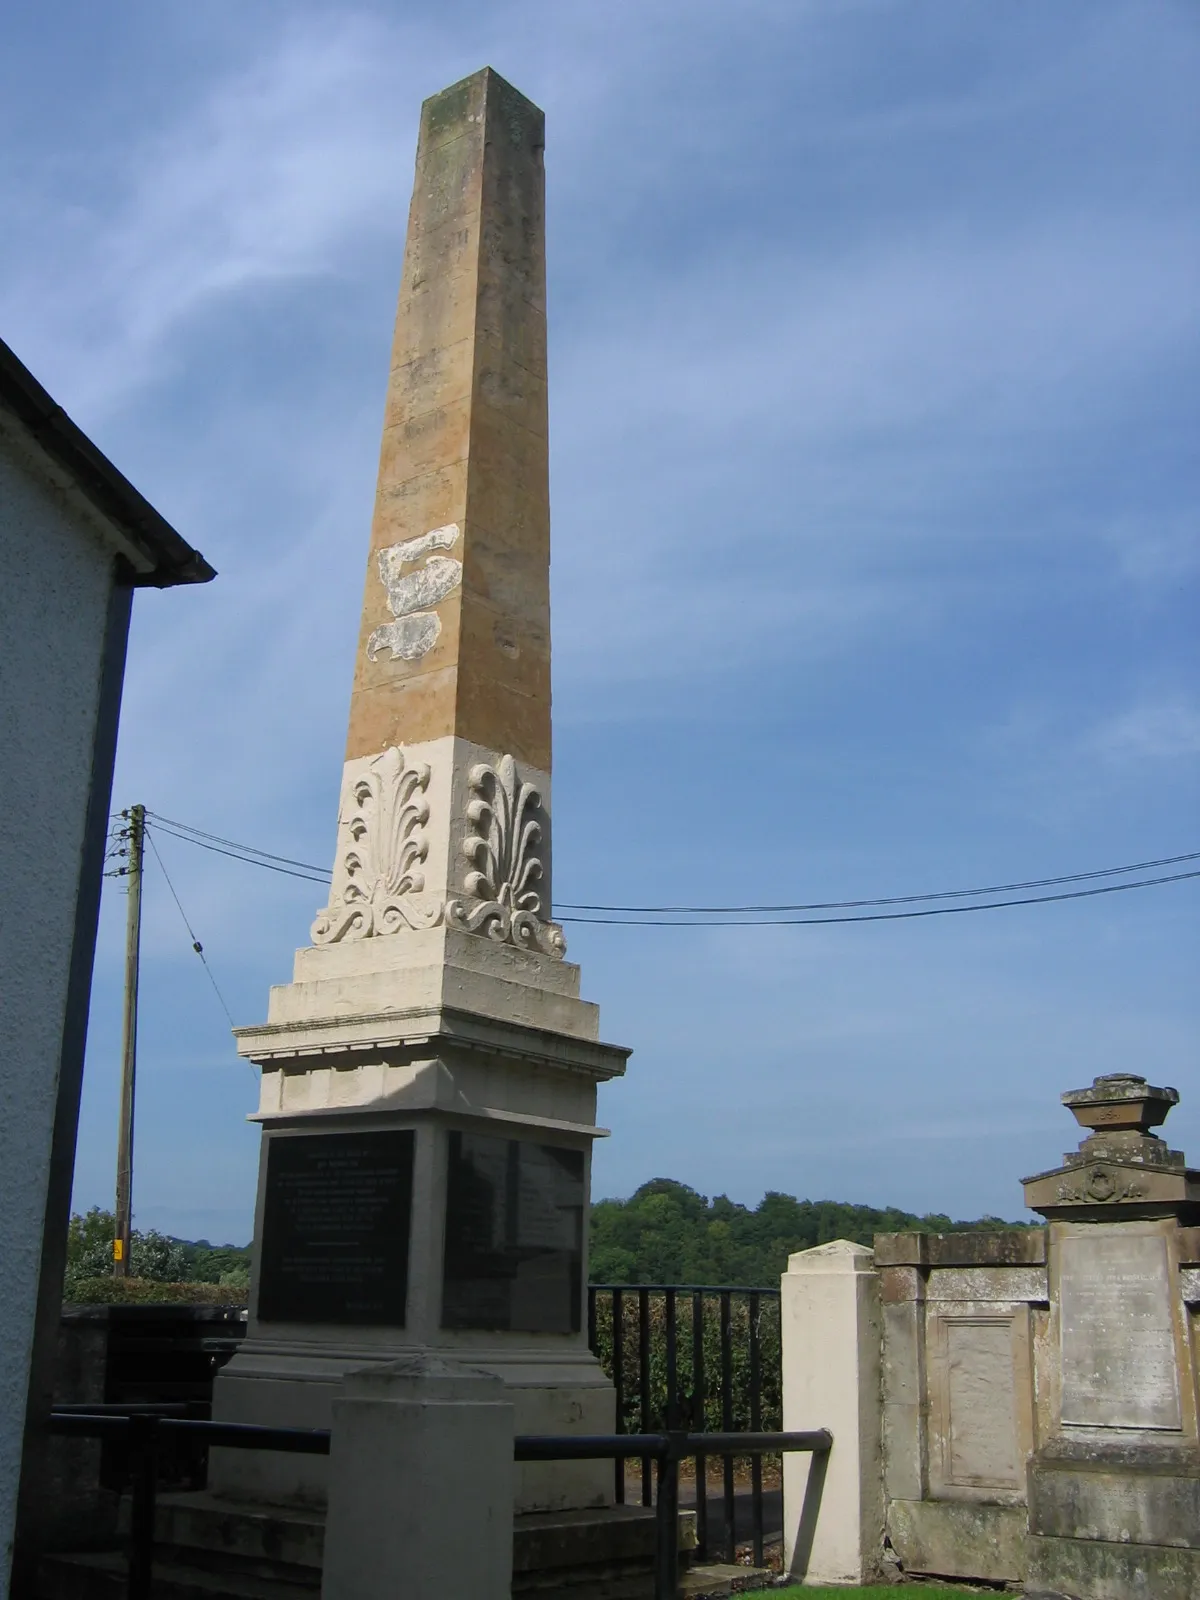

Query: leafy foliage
592;1289;782;1434
62;1178;1018;1309
65;1208;251;1298
587;1183;1024;1450
589;1178;1023;1286
64;1276;247;1305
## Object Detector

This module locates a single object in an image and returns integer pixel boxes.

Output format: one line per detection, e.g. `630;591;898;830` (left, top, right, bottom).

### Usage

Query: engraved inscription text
1059;1228;1181;1430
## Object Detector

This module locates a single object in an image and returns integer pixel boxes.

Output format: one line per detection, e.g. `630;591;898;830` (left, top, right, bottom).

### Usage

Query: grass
770;1589;988;1599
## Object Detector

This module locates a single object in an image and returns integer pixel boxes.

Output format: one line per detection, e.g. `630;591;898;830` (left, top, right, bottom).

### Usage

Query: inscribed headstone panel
1059;1226;1181;1430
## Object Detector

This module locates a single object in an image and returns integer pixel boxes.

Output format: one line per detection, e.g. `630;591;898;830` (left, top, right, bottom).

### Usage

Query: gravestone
207;67;631;1518
1022;1073;1200;1599
1057;1224;1180;1431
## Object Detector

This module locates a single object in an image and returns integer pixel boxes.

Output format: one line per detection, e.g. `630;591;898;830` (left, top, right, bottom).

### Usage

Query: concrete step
37;1549;316;1600
38;1499;699;1600
154;1492;323;1575
678;1565;775;1599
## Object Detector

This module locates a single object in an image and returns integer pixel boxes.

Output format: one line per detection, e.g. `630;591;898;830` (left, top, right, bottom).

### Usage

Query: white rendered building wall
0;438;116;1596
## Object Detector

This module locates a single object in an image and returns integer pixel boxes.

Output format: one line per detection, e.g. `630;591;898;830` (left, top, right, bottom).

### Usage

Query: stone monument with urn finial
1021;1072;1200;1599
207;66;630;1518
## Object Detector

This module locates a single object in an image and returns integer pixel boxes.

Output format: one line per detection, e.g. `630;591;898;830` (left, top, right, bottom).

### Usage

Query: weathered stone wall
871;1224;1200;1589
876;1229;1045;1584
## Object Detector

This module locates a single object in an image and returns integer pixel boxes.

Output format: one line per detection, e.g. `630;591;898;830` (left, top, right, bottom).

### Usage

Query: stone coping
877;1223;1200;1268
874;1229;1046;1267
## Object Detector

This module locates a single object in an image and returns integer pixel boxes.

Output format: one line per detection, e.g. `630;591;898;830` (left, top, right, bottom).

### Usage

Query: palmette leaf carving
312;747;442;943
446;755;566;958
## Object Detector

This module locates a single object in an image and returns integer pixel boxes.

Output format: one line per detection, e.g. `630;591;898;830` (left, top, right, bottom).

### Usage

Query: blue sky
3;2;1196;1244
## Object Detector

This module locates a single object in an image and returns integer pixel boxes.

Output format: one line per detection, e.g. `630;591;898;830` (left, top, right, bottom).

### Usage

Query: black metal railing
587;1283;782;1563
516;1430;829;1600
48;1411;329;1600
48;1409;830;1600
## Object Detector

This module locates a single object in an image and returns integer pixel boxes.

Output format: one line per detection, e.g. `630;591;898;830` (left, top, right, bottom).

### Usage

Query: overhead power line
555;849;1200;914
146;811;331;884
557;868;1200;926
130;812;1200;925
143;825;237;1026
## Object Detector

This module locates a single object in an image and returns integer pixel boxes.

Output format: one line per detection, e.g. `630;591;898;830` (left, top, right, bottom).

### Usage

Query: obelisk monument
213;68;629;1515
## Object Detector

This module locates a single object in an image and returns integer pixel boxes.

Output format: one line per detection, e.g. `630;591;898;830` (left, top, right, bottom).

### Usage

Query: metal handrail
587;1280;784;1562
589;1282;781;1296
48;1410;831;1600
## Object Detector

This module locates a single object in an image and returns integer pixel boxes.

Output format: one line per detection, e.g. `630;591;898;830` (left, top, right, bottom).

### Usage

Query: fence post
781;1241;883;1585
654;1432;684;1600
126;1414;158;1600
321;1356;513;1600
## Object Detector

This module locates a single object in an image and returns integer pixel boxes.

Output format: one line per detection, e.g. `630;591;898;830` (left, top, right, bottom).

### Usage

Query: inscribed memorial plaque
945;1318;1020;1487
258;1129;414;1325
442;1131;583;1333
1059;1228;1181;1430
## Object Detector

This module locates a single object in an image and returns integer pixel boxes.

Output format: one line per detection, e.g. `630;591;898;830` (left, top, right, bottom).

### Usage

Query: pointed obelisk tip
420;66;545;144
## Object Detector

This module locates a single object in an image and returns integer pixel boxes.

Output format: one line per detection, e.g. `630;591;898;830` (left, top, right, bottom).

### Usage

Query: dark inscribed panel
257;1129;414;1325
442;1132;584;1333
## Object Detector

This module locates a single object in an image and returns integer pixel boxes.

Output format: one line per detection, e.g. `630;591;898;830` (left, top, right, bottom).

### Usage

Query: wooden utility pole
113;804;144;1277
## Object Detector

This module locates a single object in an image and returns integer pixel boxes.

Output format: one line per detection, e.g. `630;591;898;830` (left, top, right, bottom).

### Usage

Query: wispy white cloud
1088;701;1200;764
1;13;423;410
1101;512;1200;589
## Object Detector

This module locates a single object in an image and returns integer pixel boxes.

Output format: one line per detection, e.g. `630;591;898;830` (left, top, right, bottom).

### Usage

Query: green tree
64;1208;247;1287
589;1179;1027;1286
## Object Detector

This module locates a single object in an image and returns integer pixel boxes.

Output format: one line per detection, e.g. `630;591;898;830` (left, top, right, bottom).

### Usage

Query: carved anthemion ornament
312;747;442;943
447;754;566;958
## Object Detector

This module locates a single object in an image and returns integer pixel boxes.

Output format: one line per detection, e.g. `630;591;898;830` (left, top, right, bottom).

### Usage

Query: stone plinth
321;1357;514;1600
212;930;627;1512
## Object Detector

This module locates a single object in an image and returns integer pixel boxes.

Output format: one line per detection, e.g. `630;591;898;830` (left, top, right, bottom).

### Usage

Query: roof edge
0;336;216;587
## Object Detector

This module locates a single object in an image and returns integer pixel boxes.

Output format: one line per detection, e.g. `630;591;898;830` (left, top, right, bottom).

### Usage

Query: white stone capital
311;736;565;960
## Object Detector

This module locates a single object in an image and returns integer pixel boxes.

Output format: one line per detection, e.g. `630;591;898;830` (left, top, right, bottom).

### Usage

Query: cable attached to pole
143;825;237;1028
126;809;1200;927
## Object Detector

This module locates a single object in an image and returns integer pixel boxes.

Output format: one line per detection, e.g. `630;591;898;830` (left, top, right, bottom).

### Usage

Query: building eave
0;335;216;588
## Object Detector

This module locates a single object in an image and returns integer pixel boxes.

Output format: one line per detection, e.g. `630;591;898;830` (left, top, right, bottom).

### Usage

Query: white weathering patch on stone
367;523;462;662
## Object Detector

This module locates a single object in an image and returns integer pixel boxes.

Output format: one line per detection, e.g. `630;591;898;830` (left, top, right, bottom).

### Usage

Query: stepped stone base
37;1492;699;1600
676;1565;773;1599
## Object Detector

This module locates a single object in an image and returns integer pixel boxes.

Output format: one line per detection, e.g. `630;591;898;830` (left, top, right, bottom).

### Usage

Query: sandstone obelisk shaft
348;67;550;774
223;71;628;1522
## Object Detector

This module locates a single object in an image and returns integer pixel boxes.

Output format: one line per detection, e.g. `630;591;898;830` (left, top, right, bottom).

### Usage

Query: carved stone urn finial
1061;1073;1179;1136
1023;1072;1198;1223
